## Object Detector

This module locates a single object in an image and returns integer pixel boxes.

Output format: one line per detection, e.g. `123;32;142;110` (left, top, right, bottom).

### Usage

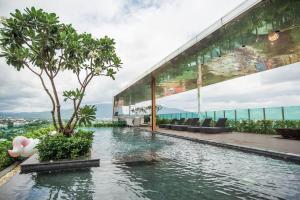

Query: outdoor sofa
188;118;231;133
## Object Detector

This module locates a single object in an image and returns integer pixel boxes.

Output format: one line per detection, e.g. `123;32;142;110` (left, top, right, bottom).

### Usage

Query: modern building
114;0;300;130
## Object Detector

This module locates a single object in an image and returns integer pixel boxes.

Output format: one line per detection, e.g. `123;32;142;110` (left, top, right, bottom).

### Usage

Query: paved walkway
144;127;300;156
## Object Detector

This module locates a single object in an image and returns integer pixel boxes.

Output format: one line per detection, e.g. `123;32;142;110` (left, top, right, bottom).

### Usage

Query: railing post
262;107;267;134
248;109;250;122
214;111;216;121
234;110;237;125
223;110;226;118
281;106;285;121
205;111;208;118
263;108;266;120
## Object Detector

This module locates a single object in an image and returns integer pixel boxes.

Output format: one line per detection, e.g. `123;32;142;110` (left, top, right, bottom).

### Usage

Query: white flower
0;16;6;23
49;131;58;136
88;51;97;58
95;67;102;74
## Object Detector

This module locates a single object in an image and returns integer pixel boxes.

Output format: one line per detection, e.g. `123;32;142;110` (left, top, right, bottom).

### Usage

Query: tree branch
71;99;79;130
24;62;58;130
44;66;64;131
53;50;64;78
76;71;83;87
24;62;40;76
65;72;94;131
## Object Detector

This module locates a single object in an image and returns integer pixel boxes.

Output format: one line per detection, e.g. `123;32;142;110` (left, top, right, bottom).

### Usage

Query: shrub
93;120;126;127
0;121;51;141
144;115;150;123
37;130;94;161
0;126;54;170
227;120;300;134
0;141;14;170
23;126;55;139
157;118;170;125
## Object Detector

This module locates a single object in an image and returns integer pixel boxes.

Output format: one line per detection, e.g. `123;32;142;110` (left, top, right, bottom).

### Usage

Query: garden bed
20;153;99;173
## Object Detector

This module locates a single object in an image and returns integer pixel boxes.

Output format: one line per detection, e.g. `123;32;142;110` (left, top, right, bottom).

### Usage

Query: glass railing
158;106;300;121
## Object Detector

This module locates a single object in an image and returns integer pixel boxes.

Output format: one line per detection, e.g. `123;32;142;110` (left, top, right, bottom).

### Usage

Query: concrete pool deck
142;127;300;163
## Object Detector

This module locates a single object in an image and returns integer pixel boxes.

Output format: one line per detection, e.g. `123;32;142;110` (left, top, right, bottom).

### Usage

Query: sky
0;0;299;113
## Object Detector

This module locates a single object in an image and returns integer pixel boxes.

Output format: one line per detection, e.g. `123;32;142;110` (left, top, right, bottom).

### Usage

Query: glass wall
114;0;300;119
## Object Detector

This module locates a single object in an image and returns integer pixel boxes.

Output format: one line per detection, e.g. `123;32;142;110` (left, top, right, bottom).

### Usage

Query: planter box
20;154;100;173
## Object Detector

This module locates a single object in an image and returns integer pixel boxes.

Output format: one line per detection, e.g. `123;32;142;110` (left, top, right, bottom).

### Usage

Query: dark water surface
0;128;300;200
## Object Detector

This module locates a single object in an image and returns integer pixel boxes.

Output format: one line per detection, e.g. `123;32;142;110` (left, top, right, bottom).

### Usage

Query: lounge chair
187;118;212;132
172;118;199;131
276;128;300;140
169;118;185;129
190;118;231;133
159;119;178;129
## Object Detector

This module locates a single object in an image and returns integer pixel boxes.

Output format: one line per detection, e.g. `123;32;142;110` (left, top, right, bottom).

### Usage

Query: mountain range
0;103;186;120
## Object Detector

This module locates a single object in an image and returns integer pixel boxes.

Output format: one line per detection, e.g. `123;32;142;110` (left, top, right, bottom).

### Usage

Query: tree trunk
64;74;94;134
45;69;64;132
50;77;64;131
38;74;58;131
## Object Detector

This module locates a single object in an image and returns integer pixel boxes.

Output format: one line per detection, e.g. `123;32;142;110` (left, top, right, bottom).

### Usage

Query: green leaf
77;105;97;126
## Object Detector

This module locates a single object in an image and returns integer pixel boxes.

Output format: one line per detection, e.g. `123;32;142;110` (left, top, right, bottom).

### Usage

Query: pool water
0;128;300;200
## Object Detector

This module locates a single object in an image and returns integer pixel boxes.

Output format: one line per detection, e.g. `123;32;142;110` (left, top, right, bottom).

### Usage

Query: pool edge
144;129;300;164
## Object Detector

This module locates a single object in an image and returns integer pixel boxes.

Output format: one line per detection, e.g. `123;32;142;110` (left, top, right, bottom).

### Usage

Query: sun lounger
189;118;231;133
169;118;185;129
276;128;300;140
159;119;178;129
172;118;199;131
187;118;212;132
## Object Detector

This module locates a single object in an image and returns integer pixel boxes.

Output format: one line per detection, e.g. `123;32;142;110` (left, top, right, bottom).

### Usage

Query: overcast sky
0;0;299;113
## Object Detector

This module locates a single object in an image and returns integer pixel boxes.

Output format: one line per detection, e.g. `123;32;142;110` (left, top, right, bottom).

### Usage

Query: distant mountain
0;103;186;120
158;107;186;114
0;103;113;120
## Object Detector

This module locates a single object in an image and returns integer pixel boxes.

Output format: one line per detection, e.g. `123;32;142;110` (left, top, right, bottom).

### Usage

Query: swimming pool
0;128;300;200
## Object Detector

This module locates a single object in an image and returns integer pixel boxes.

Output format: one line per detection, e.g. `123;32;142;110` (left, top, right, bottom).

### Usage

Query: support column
112;97;115;118
129;95;131;116
197;85;201;119
151;75;156;131
196;57;202;120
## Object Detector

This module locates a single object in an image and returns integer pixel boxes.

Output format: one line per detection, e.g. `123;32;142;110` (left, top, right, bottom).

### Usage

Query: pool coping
147;129;300;164
0;161;20;179
20;154;100;173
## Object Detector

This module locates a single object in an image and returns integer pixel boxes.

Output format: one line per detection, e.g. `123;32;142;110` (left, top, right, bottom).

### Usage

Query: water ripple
0;127;300;200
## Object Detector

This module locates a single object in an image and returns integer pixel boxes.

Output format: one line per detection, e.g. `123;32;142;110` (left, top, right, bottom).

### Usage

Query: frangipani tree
0;7;121;135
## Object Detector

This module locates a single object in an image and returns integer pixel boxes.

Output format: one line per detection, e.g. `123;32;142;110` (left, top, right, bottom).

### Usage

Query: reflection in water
111;128;169;165
28;169;94;200
0;128;300;200
116;138;300;200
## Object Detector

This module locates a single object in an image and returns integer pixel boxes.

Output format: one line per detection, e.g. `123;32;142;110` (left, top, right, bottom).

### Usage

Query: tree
0;7;121;135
